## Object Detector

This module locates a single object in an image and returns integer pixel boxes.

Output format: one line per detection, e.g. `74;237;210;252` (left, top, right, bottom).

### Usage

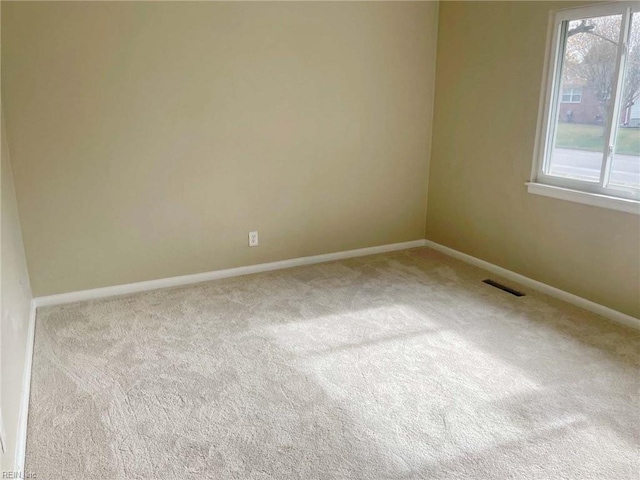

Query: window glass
547;14;622;183
609;13;640;192
571;89;582;102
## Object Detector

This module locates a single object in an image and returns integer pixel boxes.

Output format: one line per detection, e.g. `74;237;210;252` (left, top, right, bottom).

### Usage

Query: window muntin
534;2;640;203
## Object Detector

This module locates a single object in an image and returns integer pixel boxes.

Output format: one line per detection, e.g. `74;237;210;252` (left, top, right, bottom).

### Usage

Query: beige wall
5;0;634;319
427;1;640;318
1;1;438;296
1;110;33;472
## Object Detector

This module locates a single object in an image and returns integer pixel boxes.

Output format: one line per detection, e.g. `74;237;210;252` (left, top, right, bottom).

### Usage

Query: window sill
526;182;640;215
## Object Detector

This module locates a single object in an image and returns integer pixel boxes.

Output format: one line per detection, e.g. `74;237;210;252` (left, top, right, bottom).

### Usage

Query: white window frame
561;87;582;104
528;1;640;215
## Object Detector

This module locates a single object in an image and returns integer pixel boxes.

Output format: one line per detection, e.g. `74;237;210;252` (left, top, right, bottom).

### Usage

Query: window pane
609;13;640;192
547;14;622;183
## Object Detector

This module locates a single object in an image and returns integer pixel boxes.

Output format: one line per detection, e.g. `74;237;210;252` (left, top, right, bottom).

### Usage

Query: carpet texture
26;248;640;479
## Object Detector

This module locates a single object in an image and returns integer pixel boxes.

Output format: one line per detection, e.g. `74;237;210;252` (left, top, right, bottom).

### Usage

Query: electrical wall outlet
249;231;259;247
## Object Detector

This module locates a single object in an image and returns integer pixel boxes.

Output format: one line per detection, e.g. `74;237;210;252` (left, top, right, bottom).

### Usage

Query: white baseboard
14;299;37;474
424;239;640;330
34;238;639;330
34;240;428;308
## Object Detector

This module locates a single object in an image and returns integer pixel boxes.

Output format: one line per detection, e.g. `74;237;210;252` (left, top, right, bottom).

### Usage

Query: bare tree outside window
565;16;622;125
546;11;639;191
565;15;640;131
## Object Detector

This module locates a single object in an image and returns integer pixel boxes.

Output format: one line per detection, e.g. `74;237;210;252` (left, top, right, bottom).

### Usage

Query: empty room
1;1;639;478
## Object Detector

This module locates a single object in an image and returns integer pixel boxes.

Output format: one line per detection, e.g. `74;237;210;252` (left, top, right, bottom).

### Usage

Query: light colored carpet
26;248;639;479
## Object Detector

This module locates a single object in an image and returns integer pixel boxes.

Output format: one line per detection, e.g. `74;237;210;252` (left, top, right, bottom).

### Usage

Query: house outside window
529;2;640;214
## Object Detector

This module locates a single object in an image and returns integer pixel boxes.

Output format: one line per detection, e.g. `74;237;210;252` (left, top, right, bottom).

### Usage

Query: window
530;2;640;214
561;87;582;103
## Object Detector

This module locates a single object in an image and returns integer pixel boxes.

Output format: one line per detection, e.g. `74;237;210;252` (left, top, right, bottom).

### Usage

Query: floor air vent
482;279;525;297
